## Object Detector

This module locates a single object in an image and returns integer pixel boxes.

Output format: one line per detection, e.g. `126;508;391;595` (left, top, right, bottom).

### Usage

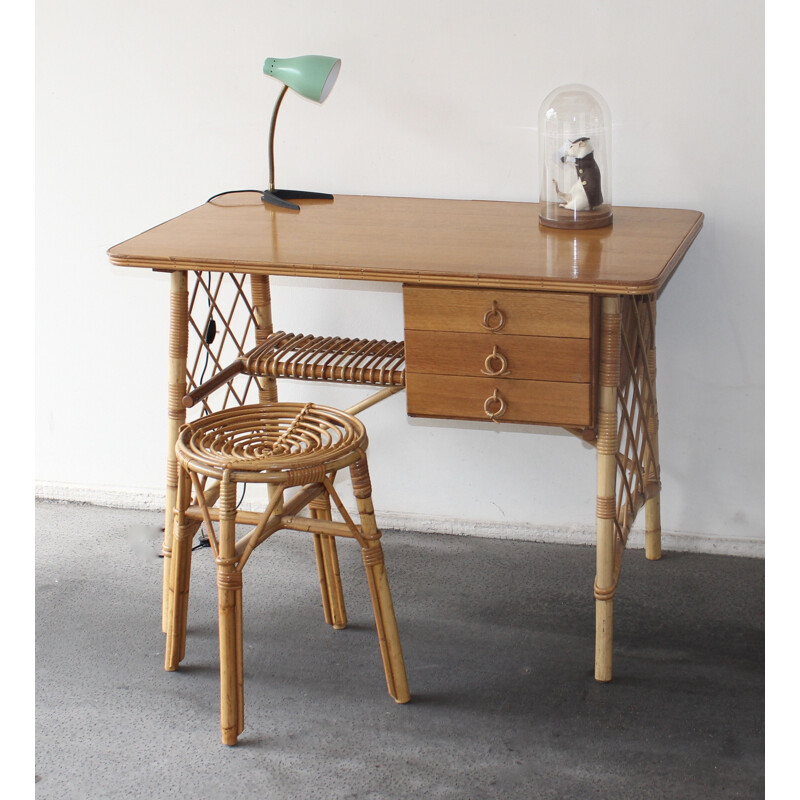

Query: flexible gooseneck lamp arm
261;55;341;210
266;84;289;196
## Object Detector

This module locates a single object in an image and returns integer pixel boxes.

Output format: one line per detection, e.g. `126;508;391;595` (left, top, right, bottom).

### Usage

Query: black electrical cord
206;189;264;203
197;271;216;387
192;485;246;551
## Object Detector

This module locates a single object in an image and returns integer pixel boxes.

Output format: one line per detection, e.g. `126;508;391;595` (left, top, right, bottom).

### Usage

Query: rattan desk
108;192;703;683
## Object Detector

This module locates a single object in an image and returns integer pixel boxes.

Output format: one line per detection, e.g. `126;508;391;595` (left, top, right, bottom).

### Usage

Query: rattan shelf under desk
246;331;405;385
182;330;406;409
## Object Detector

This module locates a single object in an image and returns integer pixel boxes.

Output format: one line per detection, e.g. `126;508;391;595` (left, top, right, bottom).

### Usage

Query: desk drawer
405;329;591;383
403;286;592;338
403;286;596;427
406;374;592;426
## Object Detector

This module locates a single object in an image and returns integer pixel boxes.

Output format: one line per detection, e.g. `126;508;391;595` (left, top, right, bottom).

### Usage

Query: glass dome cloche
538;84;613;230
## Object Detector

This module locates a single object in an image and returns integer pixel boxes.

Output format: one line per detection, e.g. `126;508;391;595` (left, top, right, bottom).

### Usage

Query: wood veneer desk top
108;192;703;295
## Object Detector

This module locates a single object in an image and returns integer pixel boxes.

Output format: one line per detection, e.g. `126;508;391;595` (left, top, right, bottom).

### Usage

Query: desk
108;192;703;682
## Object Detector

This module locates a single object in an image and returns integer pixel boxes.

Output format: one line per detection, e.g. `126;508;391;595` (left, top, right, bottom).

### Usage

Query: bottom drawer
406;373;592;427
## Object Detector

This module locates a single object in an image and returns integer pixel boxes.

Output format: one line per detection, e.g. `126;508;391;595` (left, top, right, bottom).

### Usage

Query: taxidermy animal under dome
538;84;613;230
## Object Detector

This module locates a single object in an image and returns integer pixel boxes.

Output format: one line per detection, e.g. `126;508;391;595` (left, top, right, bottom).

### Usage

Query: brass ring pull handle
481;301;506;332
483;389;507;422
480;345;510;377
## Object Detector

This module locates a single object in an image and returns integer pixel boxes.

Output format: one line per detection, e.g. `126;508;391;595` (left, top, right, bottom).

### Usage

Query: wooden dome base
539;204;613;230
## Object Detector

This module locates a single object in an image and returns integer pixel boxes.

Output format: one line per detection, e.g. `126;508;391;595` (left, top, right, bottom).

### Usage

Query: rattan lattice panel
611;294;660;584
185;272;406;416
186;271;263;418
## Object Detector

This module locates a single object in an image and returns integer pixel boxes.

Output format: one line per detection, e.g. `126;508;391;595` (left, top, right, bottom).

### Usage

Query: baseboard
35;481;764;559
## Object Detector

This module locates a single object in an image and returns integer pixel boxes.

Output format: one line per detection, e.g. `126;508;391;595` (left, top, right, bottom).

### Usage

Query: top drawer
403;286;592;338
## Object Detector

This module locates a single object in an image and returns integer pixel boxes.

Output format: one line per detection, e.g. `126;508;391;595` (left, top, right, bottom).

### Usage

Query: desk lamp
261;55;341;210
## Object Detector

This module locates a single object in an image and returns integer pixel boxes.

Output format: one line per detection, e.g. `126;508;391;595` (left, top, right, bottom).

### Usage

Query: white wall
35;0;764;553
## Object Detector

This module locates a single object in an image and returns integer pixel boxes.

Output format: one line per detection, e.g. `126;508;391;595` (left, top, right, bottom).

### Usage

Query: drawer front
405;329;591;383
403;286;596;428
406;374;592;427
403;286;592;338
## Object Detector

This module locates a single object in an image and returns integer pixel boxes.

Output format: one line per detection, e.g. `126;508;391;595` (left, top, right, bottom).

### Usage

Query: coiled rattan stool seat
176;402;368;476
165;401;410;745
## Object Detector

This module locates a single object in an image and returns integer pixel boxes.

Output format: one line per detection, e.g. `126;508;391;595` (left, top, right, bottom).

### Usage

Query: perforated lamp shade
263;56;341;103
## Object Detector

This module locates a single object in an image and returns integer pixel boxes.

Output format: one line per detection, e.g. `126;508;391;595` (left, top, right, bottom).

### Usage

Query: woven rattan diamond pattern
606;294;660;593
185;271;264;418
182;271;407;418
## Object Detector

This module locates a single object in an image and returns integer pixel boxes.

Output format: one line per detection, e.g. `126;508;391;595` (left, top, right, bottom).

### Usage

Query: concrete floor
35;501;764;800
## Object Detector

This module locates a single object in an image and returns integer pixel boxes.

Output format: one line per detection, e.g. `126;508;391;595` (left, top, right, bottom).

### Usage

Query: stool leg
323;534;347;629
217;473;244;745
165;463;193;670
312;534;333;624
310;494;347;629
350;458;410;704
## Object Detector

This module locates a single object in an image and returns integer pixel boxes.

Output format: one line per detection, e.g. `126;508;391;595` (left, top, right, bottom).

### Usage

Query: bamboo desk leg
644;303;663;561
162;271;189;632
593;293;664;681
250;275;278;405
251;273;347;625
595;296;619;683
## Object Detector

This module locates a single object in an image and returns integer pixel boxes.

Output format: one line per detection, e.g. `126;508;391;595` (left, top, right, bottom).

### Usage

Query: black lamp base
261;188;334;211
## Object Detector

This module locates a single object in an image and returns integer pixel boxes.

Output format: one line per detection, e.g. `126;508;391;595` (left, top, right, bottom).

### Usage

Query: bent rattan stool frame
164;402;410;746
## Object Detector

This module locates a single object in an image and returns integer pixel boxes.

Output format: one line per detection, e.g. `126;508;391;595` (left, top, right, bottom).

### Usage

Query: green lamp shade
263;55;341;103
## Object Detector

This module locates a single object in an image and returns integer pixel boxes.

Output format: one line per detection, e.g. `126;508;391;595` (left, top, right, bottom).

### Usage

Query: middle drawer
405;330;591;383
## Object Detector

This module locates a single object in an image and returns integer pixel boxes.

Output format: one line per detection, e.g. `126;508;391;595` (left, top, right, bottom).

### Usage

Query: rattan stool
164;402;410;745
